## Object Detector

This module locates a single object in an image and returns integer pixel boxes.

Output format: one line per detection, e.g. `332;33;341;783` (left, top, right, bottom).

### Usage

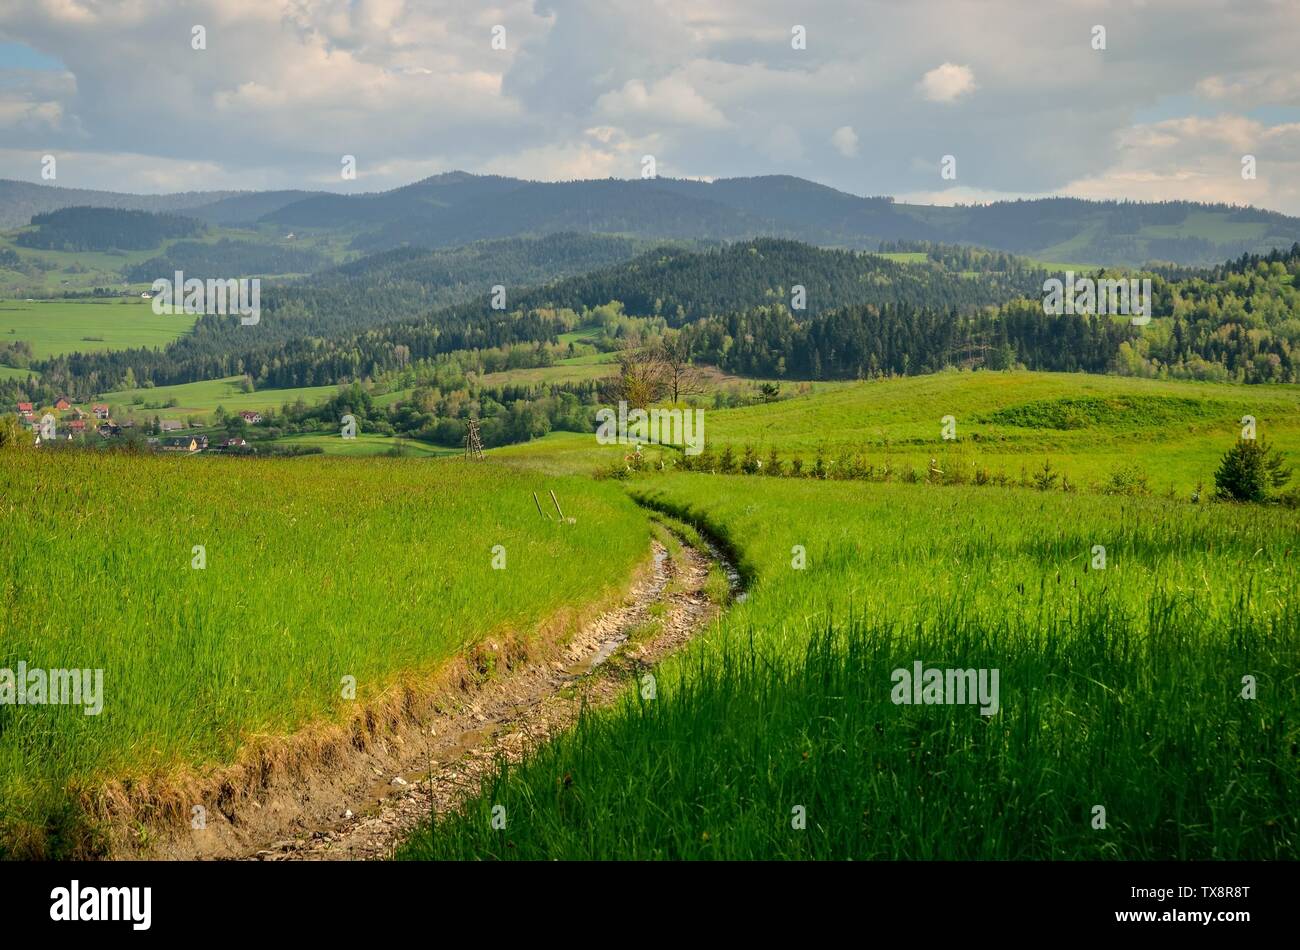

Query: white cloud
1059;115;1300;214
830;125;858;157
917;63;976;103
595;75;729;129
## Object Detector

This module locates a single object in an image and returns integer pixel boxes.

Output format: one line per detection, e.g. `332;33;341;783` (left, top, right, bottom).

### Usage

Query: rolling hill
10;173;1300;268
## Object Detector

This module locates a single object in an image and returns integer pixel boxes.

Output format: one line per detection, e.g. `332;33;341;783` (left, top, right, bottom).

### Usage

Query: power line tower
464;418;485;460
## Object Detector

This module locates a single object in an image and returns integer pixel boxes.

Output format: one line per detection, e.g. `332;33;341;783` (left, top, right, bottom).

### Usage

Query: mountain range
5;172;1300;268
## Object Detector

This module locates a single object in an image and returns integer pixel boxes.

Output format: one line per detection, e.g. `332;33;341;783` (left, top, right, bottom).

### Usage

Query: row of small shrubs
604;438;1295;505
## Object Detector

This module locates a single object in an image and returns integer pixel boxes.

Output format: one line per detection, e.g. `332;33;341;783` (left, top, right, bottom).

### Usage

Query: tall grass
0;450;648;857
400;475;1299;859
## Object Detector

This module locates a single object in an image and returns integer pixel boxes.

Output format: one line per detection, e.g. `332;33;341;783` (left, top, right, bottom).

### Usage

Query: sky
1;0;1299;214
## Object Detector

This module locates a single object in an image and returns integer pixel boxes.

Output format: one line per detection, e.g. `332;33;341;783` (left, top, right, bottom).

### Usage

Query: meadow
266;432;458;457
0;298;195;360
400;474;1299;860
97;375;342;421
701;370;1300;495
0;449;649;858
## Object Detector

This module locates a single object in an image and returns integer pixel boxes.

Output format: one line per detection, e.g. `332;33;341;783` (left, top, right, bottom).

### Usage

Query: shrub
1214;438;1292;503
1032;458;1060;492
1102;464;1152;497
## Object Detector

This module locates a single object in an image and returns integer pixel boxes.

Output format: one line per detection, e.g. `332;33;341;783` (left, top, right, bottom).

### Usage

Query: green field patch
0;450;651;858
269;432;458;458
99;376;341;421
0;298;196;359
977;394;1232;430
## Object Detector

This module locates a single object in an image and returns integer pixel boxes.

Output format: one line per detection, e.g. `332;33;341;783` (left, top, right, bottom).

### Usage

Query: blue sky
1;0;1298;215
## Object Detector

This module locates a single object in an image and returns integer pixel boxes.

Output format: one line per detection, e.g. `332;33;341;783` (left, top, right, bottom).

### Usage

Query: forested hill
253;171;1300;266
495;238;1046;323
15;236;1045;396
0;179;234;230
322;176;1300;266
9;172;1300;267
10;238;1300;404
260;232;651;332
14;207;205;252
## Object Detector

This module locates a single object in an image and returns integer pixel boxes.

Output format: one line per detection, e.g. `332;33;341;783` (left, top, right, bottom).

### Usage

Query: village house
92;404;110;420
97;423;121;438
17;402;33;419
54;397;71;411
220;437;248;448
161;436;199;453
238;410;263;424
68;419;86;433
158;419;185;432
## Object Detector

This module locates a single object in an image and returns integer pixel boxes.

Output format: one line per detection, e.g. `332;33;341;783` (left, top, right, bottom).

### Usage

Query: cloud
917;63;975;103
0;0;1296;216
595;74;729;129
830;125;858;157
1060;114;1300;213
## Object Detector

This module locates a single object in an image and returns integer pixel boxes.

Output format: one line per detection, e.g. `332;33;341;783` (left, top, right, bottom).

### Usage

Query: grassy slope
703;370;1300;494
97;376;342;421
401;474;1299;860
0;298;196;359
269;432;458;457
0;450;649;857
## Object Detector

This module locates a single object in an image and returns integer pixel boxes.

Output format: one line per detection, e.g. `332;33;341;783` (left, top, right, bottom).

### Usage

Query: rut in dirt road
244;527;735;861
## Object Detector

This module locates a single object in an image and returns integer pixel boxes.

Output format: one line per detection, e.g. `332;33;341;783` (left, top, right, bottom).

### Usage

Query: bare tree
655;331;707;404
604;334;668;408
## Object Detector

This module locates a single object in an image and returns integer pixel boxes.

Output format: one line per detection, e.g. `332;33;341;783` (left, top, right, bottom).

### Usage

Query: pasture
701;370;1300;495
0;298;196;360
401;474;1299;860
0;450;649;858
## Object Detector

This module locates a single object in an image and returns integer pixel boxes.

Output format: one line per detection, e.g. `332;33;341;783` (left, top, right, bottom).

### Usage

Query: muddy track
228;527;730;861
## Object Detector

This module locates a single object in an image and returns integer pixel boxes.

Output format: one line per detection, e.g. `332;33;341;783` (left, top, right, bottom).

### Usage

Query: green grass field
97;376;342;421
701;370;1300;495
268;432;458;457
7;366;1299;862
0;450;650;858
0;298;196;360
400;474;1299;860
